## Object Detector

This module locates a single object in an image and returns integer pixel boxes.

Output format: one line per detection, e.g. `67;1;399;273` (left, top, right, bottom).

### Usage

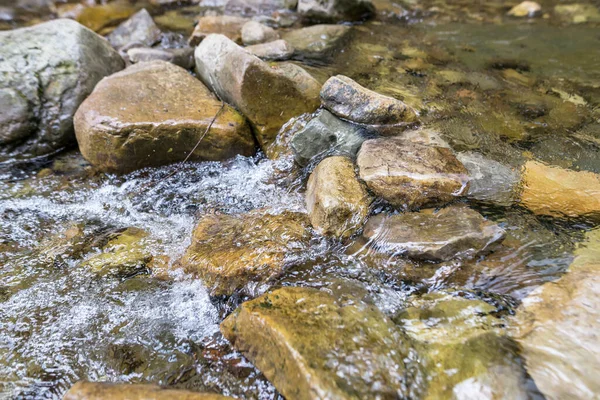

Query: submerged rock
221;287;421;399
106;8;161;50
321;75;418;127
194;34;320;149
64;381;233;400
357;137;469;209
297;0;375;21
127;47;195;69
74;61;255;173
363;205;505;261
241;20;279;45
306;156;371;238
290;109;371;166
507;1;542;17
0;19;124;160
514;228;600;399
188;15;249;46
519;160;600;219
281;24;350;59
179;211;311;296
245;39;294;60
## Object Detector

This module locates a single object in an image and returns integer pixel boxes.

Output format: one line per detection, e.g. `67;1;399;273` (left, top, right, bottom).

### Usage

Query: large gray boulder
0;19;124;160
297;0;375;21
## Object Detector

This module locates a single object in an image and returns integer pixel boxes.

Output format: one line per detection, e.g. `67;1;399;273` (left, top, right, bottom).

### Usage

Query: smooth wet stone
357;137;469;209
241;20;279;45
74;61;254;173
290;109;370;166
321;75;418;127
64;381;233;400
75;2;138;33
297;0;375;21
514;228;600;399
245;39;294;60
188;15;249;46
0;19;124;160
306;156;371;238
281;24;350;59
221;286;420;400
396;291;530;400
363;205;505;261
507;1;542;17
195;34;321;149
127;47;195;69
179;210;311;296
106;8;161;49
519;161;600;219
457;152;520;206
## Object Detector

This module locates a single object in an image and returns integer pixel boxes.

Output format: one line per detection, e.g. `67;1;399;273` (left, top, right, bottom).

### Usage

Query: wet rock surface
0;19;124;160
281;24;351;59
245;39;294;60
306;156;371;238
188;15;249;46
241;20;279;45
106;8;161;50
127;47;195;69
221;286;421;400
64;381;234;400
357;136;470;209
195;34;321;149
179;210;311;296
298;0;375;21
74;60;255;173
362;205;505;261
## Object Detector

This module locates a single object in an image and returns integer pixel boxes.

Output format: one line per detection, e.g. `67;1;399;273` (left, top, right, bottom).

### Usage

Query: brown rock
188;15;249;46
245;39;294;61
357;137;469;209
64;381;233;400
281;24;350;59
179;210;311;296
306;156;370;238
74;61;255;173
519;160;600;219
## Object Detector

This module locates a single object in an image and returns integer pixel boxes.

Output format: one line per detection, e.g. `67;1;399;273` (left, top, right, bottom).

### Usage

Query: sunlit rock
221;286;422;399
245;39;294;60
75;2;137;33
306;156;371;238
362;205;505;261
0;19;124;160
188;15;249;46
195;34;320;149
106;8;161;50
74;61;255;173
395;291;531;400
64;381;233;400
179;210;311;296
519;160;600;219
321;75;418;127
297;0;375;21
513;228;600;399
357;137;469;209
281;24;351;59
241;20;279;45
507;1;542;17
290;109;370;166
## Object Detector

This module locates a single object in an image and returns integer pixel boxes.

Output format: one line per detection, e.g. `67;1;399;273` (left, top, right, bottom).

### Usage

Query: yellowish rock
188;15;249;46
306;156;371;238
63;381;233;400
507;1;541;17
519;161;600;218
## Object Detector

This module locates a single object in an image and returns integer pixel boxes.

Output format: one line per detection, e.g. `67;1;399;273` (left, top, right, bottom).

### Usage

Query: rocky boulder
297;0;375;22
194;34;321;149
178;210;311;296
188;15;249;46
106;8;161;50
519;161;600;219
513;228;600;399
363;205;505;261
221;287;421;399
245;39;294;61
290;109;371;166
281;24;351;59
0;19;124;160
357;137;470;209
74;61;255;173
321;75;418;127
241;20;279;45
306;156;371;238
64;382;233;400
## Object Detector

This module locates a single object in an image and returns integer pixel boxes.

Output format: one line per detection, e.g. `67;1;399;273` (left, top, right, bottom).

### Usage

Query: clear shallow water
1;0;600;398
